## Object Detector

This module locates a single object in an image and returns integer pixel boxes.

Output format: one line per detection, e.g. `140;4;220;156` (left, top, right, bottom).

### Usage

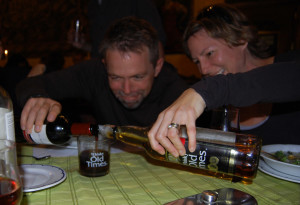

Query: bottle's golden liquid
112;126;258;183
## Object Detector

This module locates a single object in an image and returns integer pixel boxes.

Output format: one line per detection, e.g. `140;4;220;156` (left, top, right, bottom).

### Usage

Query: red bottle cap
71;123;92;135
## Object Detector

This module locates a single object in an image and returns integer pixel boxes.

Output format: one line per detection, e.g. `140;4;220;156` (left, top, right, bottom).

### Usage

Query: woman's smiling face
187;29;248;76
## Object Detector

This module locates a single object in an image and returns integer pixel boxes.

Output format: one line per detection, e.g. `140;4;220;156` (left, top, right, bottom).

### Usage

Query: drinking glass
77;134;111;177
0;140;23;204
210;107;240;132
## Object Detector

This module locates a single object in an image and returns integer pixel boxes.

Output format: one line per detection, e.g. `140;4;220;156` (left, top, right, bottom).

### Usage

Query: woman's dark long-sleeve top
16;59;188;126
192;50;300;145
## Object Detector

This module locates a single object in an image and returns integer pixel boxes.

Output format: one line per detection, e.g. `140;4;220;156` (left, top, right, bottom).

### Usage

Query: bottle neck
108;125;149;148
70;123;98;136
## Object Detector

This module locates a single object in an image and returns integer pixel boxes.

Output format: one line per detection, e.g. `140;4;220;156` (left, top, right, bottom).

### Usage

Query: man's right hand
20;97;62;134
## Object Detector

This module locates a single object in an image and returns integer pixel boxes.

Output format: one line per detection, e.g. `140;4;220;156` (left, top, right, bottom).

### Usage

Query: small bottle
23;115;98;145
0;86;15;141
98;125;261;180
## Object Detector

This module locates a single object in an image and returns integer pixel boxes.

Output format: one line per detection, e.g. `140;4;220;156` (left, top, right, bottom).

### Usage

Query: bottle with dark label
23;115;98;145
97;125;261;180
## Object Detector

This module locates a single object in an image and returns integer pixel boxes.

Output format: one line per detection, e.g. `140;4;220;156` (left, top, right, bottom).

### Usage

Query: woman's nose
198;59;213;76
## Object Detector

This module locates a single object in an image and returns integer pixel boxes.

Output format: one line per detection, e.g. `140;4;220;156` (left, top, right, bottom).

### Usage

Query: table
18;144;300;205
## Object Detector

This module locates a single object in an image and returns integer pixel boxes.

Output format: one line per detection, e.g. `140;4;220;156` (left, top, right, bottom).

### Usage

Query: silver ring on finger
168;122;180;129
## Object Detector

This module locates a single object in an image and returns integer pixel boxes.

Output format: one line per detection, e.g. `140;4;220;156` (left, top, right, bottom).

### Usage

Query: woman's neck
245;50;274;71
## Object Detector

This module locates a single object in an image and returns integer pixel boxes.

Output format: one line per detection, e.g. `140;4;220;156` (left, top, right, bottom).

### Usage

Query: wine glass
0;140;23;205
68;18;86;47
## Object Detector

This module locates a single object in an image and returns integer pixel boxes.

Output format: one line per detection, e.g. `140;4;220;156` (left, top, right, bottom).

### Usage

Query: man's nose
122;79;132;94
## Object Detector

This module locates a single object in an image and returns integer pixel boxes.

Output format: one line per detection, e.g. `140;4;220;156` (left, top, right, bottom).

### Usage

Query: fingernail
189;146;196;153
179;150;185;156
35;125;40;132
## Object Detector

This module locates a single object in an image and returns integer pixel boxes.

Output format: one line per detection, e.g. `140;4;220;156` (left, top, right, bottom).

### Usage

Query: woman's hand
148;88;206;157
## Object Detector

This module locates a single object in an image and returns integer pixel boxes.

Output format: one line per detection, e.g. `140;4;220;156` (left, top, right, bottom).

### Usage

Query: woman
148;4;300;157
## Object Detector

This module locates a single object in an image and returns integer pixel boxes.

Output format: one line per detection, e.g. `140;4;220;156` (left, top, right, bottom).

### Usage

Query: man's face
187;30;247;76
104;47;161;109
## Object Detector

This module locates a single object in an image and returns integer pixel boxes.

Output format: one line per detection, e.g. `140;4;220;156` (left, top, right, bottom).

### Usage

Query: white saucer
259;159;300;183
19;164;67;192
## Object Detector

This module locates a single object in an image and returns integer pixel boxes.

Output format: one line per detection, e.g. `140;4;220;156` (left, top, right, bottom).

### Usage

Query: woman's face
187;29;247;76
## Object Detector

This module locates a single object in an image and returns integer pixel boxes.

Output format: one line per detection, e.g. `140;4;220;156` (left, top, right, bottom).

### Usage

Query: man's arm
16;59;104;133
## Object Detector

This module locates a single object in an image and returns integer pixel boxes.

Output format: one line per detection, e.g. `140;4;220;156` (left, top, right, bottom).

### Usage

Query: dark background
0;0;299;57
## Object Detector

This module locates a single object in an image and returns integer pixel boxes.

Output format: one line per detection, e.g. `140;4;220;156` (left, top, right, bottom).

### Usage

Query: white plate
260;144;300;177
19;164;67;192
259;159;300;183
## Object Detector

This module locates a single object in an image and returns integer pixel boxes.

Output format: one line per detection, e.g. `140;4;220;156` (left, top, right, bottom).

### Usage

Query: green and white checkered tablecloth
19;145;300;205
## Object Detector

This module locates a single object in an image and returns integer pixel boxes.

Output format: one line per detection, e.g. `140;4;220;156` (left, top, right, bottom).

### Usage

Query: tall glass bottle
0;86;15;141
98;124;261;181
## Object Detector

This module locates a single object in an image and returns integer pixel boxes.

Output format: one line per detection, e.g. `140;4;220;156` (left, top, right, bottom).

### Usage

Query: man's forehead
107;45;149;56
105;47;151;64
105;48;153;76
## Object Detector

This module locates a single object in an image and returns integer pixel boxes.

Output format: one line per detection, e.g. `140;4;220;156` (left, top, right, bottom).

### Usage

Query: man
16;17;188;135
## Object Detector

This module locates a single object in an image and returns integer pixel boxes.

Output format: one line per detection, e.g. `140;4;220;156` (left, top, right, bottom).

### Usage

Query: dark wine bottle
98;125;261;180
23;115;98;145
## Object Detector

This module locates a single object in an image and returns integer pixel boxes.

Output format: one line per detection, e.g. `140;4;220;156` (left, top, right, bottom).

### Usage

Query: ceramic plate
259;159;300;183
260;144;300;177
19;164;67;192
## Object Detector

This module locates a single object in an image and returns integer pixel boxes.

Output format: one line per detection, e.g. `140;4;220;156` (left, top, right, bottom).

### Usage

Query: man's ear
154;57;164;77
101;58;105;64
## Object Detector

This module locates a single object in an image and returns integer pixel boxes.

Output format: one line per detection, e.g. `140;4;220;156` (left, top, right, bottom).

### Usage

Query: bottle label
166;140;236;174
26;125;53;144
0;108;15;141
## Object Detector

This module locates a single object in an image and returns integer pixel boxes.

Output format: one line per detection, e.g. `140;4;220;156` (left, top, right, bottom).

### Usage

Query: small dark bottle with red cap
23;114;98;145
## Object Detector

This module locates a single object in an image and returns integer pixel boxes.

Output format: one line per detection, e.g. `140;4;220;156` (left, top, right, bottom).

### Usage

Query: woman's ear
241;41;248;50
